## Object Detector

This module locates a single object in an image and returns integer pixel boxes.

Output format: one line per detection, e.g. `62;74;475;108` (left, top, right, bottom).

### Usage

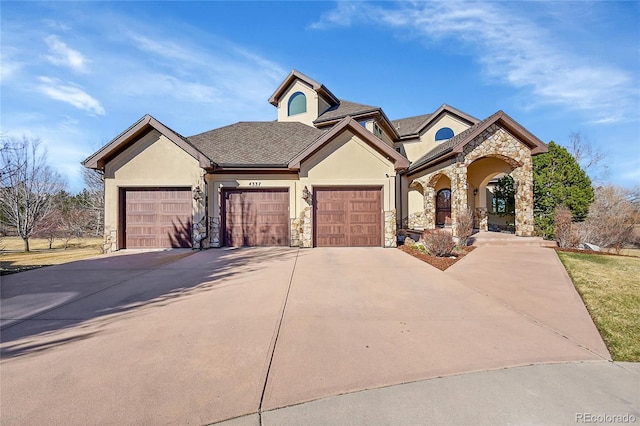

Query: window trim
288;92;307;116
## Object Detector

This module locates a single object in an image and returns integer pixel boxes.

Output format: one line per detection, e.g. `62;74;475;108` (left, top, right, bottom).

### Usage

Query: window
373;122;383;138
288;92;306;116
435;127;454;141
492;196;507;213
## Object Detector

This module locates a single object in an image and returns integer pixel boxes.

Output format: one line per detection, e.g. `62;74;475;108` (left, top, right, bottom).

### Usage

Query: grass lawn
557;251;640;362
1;237;103;275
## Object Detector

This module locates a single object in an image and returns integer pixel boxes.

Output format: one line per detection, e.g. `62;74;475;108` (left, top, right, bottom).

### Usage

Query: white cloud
0;49;22;83
311;1;637;123
36;76;105;116
44;35;89;73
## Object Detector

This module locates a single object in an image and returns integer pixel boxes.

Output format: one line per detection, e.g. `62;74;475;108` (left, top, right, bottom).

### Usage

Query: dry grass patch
557;251;640;361
1;237;103;275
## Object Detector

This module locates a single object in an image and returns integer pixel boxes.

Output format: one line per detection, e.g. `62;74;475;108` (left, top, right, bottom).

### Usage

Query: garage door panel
124;188;192;249
224;190;289;247
315;188;382;247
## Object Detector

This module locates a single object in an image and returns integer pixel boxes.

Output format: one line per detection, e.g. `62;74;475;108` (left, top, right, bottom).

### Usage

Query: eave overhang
405;110;548;176
288;116;410;172
268;69;339;108
314;108;401;140
82;114;215;171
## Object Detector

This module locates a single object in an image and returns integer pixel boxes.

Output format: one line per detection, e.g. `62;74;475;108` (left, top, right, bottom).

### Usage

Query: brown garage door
223;190;289;246
123;188;192;249
315;188;382;247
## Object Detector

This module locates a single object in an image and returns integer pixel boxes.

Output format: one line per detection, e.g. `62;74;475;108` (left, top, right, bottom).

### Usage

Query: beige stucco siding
402;114;472;162
276;80;322;126
103;130;205;249
300;131;396;212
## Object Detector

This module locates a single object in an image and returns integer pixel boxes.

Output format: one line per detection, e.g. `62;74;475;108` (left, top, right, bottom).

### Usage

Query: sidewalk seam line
258;247;300;424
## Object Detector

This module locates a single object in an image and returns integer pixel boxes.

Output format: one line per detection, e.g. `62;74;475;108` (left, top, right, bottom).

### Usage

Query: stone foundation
103;229;117;253
192;217;207;249
408;211;428;229
384;210;397;247
209;217;221;247
291;207;312;248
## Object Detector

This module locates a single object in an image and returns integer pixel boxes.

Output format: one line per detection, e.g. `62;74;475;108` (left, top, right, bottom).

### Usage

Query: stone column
384;210;397;247
104;229;117;253
209;217;221;247
451;163;468;237
423;186;436;230
300;207;312;248
512;166;535;236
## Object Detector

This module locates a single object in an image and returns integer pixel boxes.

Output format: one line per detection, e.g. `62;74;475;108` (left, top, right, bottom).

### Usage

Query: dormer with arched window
269;70;340;127
288;92;307;116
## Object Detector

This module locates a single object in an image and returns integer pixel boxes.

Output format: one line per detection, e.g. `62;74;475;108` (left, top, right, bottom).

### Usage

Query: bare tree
81;167;104;236
576;185;640;253
0;136;66;251
568;132;609;184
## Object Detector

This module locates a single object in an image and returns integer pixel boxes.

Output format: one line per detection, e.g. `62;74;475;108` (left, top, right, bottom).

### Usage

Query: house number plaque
248;182;262;187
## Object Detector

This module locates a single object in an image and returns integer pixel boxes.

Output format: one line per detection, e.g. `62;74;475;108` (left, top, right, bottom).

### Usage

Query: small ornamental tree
455;207;474;246
533;141;593;239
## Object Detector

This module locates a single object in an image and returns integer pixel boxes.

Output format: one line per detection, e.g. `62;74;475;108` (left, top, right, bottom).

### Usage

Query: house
83;70;548;252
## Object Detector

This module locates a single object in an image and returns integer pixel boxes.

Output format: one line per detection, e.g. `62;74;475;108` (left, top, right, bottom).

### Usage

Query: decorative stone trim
209;217;221;247
192;217;207;249
408;211;428;229
475;207;488;231
103;229;117;253
384;210;397;247
292;207;312;248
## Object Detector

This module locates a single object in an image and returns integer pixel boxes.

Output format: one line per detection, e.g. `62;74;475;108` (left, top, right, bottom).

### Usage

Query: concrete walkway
1;246;635;425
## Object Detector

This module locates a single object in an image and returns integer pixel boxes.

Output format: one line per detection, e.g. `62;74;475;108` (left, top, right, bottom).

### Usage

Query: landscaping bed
398;244;475;271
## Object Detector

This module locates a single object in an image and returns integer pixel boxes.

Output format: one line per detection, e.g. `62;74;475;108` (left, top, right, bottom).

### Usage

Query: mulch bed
398;245;475;271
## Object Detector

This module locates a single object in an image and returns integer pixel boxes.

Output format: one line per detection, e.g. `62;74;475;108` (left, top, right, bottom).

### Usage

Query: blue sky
2;1;638;193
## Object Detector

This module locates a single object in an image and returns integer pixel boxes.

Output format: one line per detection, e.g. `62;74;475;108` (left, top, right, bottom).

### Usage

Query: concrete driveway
0;246;632;425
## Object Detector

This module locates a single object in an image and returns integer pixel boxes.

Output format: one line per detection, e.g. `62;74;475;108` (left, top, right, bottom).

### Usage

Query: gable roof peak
83;114;213;170
268;69;339;107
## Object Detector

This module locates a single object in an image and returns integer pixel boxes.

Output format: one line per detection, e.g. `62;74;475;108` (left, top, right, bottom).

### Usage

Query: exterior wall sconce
193;185;203;202
302;186;312;205
473;188;478;196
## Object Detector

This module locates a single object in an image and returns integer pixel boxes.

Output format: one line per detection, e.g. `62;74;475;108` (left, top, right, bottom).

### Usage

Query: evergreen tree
533;141;593;238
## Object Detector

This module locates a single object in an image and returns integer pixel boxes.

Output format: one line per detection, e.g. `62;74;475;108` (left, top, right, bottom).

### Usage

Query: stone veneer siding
410;125;535;237
209;217;221;248
292;207;312;248
104;229;117;253
384;209;397;248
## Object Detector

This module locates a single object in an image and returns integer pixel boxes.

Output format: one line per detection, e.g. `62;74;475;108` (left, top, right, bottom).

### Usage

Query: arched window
288;92;306;116
435;127;454;141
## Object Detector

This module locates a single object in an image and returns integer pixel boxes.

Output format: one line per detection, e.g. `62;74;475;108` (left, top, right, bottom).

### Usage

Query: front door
436;189;451;226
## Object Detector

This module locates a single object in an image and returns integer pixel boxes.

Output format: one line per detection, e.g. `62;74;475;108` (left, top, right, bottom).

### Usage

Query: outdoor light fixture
302;186;312;204
193;185;203;202
473;188;478;196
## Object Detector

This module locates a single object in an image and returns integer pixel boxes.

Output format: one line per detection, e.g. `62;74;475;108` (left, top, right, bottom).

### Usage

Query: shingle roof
407;113;496;172
314;99;381;124
188;121;326;167
392;114;431;137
